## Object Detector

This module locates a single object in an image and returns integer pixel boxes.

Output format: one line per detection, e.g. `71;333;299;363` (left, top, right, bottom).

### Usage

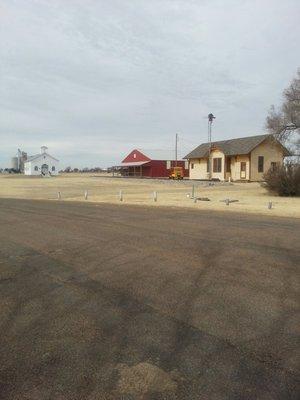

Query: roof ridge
184;133;273;159
203;133;270;146
25;152;59;162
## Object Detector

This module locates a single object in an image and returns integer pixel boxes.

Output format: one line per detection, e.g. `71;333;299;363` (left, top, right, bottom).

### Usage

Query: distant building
24;146;59;176
184;134;291;181
11;149;28;172
118;149;189;178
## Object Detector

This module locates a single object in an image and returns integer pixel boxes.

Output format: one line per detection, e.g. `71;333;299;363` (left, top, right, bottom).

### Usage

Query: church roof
25;153;59;163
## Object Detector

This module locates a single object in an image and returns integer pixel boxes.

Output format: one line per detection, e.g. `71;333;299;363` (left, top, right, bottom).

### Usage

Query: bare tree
266;69;300;150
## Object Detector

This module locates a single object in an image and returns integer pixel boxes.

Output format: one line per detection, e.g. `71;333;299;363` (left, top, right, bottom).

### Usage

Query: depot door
240;162;246;179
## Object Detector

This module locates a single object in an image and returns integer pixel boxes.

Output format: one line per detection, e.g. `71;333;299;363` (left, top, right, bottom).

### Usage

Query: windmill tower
207;113;216;179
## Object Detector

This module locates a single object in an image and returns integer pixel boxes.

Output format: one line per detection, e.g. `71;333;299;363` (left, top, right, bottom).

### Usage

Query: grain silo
19;151;27;172
11;156;19;170
11;149;28;172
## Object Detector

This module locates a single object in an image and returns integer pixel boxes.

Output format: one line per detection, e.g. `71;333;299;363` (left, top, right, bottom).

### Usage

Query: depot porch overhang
119;161;150;167
115;161;150;177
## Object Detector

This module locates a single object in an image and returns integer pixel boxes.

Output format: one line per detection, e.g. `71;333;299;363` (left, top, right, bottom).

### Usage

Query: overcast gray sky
0;0;299;168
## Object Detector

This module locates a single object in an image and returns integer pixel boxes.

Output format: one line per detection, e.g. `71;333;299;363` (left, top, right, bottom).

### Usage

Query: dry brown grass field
0;172;299;217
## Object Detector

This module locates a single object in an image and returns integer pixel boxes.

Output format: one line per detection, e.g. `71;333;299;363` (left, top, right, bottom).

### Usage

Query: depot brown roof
184;134;290;159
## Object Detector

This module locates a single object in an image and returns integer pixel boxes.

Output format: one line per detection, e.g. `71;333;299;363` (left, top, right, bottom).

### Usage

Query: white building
24;146;59;176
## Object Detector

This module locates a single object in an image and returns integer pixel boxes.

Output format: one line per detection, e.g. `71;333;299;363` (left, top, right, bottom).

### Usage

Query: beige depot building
184;134;290;182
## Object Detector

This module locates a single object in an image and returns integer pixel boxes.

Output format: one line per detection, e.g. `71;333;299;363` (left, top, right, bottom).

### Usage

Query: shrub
263;162;300;196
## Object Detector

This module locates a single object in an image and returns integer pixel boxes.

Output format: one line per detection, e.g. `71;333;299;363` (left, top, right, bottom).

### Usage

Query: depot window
258;156;264;173
213;158;222;173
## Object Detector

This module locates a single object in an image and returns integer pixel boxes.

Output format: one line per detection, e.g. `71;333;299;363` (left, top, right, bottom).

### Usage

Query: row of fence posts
56;186;273;209
56;189;157;202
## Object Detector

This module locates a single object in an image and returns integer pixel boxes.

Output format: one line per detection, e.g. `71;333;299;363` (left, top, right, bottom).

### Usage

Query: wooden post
57;191;61;200
192;185;195;199
119;190;123;201
226;198;229;206
268;201;272;209
194;196;197;203
84;190;88;200
153;191;157;202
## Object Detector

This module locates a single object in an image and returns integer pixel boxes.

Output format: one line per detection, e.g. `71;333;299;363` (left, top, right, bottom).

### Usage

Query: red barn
119;149;189;178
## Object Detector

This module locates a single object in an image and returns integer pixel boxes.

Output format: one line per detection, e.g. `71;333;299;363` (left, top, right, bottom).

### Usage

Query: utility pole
207;113;216;179
175;133;178;167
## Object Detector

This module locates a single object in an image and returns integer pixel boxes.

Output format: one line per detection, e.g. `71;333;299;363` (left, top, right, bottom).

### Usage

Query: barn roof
184;134;290;159
137;149;184;160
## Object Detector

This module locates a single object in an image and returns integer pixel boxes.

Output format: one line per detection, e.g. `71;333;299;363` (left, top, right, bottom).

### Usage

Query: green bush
263;162;300;196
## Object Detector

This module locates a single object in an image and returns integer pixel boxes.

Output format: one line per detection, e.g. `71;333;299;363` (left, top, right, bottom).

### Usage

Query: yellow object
169;166;184;179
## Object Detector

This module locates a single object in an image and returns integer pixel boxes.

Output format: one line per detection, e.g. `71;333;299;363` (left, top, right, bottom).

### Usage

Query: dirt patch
117;362;178;396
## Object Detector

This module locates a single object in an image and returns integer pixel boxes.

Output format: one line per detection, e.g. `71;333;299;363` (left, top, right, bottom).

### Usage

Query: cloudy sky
0;0;299;168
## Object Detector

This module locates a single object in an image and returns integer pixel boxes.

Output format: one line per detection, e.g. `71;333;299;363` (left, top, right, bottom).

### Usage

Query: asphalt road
0;198;299;399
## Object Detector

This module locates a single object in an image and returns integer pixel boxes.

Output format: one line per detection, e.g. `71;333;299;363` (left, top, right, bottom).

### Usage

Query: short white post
119;190;123;201
57;191;61;200
228;177;231;183
192;185;195;199
268;201;272;209
153;191;157;202
84;190;88;200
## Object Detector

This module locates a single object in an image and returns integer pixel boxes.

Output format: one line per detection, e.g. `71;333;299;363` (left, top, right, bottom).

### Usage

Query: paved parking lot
0;198;299;399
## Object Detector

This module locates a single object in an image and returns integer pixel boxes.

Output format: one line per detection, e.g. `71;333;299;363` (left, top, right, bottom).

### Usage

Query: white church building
24;146;59;176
